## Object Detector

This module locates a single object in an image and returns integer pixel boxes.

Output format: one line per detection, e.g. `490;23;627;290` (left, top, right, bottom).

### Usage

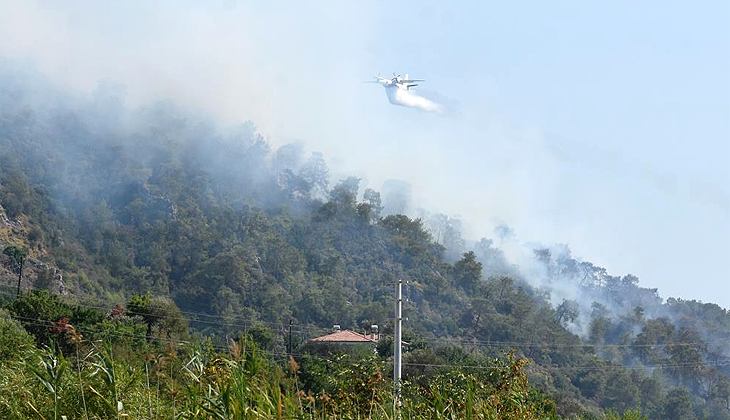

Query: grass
0;335;648;420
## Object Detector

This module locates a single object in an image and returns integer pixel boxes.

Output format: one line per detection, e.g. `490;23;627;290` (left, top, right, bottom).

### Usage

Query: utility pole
287;319;293;359
16;256;24;298
4;246;27;298
394;278;403;411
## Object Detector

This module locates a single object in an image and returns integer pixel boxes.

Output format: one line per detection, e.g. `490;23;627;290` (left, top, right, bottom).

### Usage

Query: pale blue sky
1;1;728;306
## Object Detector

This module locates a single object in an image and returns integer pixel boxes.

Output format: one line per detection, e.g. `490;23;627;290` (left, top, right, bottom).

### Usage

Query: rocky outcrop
0;204;66;295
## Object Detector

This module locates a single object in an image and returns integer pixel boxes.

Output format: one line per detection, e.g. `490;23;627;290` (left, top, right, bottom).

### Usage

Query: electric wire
3;287;727;353
9;313;728;373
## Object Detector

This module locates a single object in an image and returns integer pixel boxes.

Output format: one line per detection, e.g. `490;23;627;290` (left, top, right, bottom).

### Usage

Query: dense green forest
1;72;729;419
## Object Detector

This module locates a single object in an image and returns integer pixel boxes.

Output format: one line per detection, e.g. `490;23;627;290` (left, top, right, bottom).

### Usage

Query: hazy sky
1;1;729;307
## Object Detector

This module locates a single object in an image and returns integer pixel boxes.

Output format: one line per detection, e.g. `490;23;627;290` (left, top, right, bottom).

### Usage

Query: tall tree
453;251;482;291
662;388;694;420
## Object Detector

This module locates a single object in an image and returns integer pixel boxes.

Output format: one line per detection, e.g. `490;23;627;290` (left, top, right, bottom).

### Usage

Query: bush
0;308;34;363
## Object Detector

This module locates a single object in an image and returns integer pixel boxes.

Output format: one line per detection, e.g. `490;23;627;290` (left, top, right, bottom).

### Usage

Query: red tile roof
309;330;378;343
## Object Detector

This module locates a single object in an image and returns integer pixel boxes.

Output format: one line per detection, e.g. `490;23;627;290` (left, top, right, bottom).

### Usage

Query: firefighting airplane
364;73;428;107
365;73;424;91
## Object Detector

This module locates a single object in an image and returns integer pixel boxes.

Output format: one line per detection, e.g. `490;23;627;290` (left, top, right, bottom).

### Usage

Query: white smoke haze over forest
0;0;728;308
0;64;607;339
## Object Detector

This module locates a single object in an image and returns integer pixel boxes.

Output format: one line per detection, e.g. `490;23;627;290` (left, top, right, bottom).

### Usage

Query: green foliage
247;324;275;351
0;308;34;363
453;251;482;291
1;82;728;419
27;344;67;420
127;293;189;342
88;342;123;418
604;410;648;420
7;290;75;344
662;388;694;420
0;299;619;420
5;290;105;348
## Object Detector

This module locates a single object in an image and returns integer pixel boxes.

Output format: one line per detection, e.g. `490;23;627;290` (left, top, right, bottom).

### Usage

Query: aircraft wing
401;79;424;83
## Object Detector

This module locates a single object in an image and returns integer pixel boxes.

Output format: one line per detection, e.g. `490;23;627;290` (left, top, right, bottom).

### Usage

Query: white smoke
490;227;627;337
385;87;444;113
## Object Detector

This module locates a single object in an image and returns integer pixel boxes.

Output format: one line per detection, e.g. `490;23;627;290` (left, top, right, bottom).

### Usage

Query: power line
10;314;727;374
380;334;728;349
4;287;726;353
0;287;328;335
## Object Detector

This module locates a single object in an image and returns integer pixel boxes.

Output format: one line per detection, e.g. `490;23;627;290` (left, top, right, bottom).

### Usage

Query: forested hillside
1;73;729;419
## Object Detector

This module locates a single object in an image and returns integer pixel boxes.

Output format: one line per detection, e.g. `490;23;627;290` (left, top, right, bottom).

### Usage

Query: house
310;324;380;343
303;325;379;356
